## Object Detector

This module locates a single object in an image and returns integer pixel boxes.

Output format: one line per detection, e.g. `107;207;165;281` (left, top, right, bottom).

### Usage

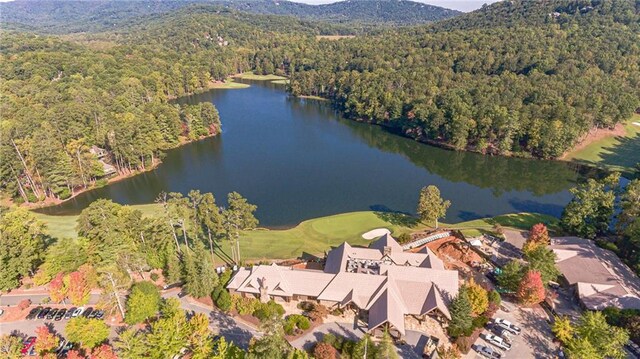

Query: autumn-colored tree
66;350;85;359
313;342;337;359
524;223;550;252
552;316;574;344
517;270;545;305
1;334;24;359
464;279;489;316
17;299;31;310
436;345;461;359
49;272;67;303
66;270;91;306
89;344;118;359
35;326;59;356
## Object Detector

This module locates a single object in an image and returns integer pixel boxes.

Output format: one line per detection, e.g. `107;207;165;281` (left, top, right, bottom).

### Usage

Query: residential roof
228;234;459;335
550;237;640;310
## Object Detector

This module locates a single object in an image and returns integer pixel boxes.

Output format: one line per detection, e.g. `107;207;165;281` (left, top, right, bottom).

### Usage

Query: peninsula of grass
234;72;287;81
564;114;640;175
34;208;553;262
209;79;250;89
270;79;290;85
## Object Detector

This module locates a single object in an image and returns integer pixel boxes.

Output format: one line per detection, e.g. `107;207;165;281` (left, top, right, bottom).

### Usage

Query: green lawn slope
565;114;640;176
34;208;552;262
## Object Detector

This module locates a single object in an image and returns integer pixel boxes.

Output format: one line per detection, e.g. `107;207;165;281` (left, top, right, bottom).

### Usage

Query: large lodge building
227;234;459;338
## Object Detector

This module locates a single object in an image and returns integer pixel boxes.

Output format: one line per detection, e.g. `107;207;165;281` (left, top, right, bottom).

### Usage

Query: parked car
483;334;512;351
82;307;93;318
46;308;59;320
54;309;66;321
494;318;521;335
28;345;37;356
37;307;51;319
491;326;513;343
0;309;4;317
21;337;36;355
57;341;74;358
88;308;100;319
64;307;76;319
72;307;84;318
26;307;43;320
93;310;105;320
473;344;502;359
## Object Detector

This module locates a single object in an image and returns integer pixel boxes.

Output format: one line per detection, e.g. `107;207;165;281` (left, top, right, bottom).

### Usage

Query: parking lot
464;300;558;359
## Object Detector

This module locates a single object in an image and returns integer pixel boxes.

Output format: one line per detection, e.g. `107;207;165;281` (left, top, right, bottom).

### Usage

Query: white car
494;318;521;335
0;309;4;317
484;333;512;351
71;307;85;318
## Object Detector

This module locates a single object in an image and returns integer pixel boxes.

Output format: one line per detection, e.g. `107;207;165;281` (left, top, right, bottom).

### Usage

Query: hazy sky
289;0;500;12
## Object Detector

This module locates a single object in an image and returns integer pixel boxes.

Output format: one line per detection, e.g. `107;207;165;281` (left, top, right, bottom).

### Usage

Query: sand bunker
362;228;391;240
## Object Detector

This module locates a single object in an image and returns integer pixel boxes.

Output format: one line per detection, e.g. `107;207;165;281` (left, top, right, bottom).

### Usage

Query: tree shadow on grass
573;131;640;178
370;204;418;228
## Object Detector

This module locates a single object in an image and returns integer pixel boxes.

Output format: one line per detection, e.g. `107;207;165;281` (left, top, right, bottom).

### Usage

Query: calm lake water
40;80;589;227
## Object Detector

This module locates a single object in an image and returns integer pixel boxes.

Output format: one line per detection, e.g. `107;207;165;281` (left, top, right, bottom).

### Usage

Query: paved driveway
465;301;557;359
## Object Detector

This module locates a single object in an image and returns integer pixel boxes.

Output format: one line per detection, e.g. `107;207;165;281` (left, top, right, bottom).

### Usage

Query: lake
39;80;589;227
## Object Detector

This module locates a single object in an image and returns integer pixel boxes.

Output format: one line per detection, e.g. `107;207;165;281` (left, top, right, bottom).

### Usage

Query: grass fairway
565;114;640;175
270;79;290;85
234;72;287;81
446;212;560;238
35;207;553;261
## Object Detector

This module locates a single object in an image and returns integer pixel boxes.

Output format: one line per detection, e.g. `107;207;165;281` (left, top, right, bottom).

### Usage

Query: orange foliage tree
49;272;67;303
89;344;118;359
35;326;59;356
524;223;550;252
517;270;546;305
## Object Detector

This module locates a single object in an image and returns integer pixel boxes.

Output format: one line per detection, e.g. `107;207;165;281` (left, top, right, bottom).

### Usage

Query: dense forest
1;0;640;204
288;0;640;158
0;0;459;34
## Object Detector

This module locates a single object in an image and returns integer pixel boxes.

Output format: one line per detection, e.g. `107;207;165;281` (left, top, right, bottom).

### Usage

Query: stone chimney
259;277;269;303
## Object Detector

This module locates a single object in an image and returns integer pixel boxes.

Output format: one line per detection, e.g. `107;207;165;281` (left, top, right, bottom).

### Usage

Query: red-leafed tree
49;272;67;303
66;350;86;359
313;342;338;359
35;326;59;355
517;270;546;305
66;270;91;306
18;299;31;310
89;344;118;359
524;223;551;252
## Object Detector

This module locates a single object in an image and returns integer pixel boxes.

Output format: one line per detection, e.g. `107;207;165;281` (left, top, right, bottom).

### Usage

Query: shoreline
20;133;219;211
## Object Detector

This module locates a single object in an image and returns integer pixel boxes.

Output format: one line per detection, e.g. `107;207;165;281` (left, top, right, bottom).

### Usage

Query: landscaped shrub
18;299;31;310
219;270;233;286
233;295;259;316
297;316;311;330
397;232;412;244
472;315;489;329
150;273;159;282
488;290;501;306
308;303;330;323
596;240;620;254
284;314;311;335
253;300;285;322
212;287;232;312
313;342;338;359
297;301;314;311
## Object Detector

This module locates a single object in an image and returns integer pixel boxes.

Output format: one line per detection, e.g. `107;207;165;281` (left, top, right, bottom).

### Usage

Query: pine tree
375;330;399;359
447;291;473;337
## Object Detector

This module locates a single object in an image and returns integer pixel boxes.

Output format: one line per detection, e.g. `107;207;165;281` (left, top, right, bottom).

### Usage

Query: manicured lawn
446;212;560;238
565;114;640;175
270;79;289;85
234;72;287;81
35;208;554;261
33;203;163;239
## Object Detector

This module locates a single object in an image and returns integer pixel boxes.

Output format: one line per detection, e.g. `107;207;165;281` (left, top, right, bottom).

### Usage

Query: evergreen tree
375;330;398;359
447;291;473;337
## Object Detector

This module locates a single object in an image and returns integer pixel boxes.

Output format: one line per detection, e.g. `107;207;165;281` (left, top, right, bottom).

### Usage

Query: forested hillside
2;0;640;205
289;0;640;158
0;7;321;204
0;0;459;34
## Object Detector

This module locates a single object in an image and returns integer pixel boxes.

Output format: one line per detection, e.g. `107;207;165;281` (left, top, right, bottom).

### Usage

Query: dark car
64;307;76;320
491;326;513;344
46;308;59;320
93;310;105;320
54;309;66;321
26;307;43;320
82;307;93;318
88;308;101;319
37;307;51;319
57;341;74;358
